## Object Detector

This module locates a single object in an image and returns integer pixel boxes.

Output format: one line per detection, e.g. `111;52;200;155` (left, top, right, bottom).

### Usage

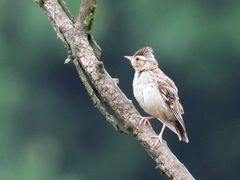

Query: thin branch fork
36;0;195;179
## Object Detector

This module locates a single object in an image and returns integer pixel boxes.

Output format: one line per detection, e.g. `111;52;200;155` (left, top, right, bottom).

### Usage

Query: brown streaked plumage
133;47;153;57
124;47;188;146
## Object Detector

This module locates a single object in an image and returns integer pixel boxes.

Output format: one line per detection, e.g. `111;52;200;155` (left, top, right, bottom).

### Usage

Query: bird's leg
151;124;166;147
139;116;154;126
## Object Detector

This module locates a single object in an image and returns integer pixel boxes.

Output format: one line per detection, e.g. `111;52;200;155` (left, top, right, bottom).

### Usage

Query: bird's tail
174;120;189;143
163;119;189;143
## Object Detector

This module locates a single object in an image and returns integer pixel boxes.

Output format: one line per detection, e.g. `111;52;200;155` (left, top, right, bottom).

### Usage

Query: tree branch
36;0;195;179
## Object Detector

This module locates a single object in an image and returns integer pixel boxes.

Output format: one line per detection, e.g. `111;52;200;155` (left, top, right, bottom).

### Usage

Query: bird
124;47;188;146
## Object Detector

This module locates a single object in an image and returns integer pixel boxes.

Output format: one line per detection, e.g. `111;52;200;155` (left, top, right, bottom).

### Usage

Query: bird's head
124;47;158;72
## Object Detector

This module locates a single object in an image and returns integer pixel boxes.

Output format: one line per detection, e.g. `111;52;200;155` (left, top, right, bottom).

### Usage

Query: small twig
72;58;124;132
57;0;75;22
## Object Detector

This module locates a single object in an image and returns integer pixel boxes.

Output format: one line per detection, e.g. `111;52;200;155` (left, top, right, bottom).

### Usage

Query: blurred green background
1;0;240;179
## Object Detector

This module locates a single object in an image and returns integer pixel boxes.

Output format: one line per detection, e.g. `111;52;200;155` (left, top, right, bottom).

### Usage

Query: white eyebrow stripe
136;55;147;60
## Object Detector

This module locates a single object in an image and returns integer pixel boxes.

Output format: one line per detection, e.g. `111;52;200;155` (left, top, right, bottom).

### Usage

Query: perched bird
124;47;188;146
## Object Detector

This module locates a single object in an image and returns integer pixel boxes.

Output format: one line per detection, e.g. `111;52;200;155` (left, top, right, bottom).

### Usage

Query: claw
150;135;163;148
150;124;166;148
139;116;153;126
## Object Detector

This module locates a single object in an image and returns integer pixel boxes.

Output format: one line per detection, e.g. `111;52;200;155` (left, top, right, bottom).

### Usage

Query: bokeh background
1;0;240;179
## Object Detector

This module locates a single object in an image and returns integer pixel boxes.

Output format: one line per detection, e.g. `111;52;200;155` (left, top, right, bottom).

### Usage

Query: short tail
175;120;189;143
180;132;189;143
163;119;189;143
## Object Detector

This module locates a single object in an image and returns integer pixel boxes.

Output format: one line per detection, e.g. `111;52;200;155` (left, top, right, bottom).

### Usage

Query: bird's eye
135;56;146;61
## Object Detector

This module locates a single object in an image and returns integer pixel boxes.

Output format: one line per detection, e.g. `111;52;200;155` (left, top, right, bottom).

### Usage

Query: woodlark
124;47;189;146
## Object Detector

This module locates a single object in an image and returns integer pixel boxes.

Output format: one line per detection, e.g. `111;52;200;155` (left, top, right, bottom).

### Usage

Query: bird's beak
124;56;132;61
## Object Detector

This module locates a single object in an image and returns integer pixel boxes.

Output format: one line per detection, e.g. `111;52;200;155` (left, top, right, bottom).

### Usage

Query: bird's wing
157;75;185;128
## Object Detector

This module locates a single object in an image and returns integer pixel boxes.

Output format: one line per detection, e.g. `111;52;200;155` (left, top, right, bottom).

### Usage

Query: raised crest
134;47;153;57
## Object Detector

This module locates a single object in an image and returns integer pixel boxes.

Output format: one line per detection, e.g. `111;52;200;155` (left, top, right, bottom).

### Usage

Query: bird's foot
150;124;166;148
139;116;153;126
150;135;163;148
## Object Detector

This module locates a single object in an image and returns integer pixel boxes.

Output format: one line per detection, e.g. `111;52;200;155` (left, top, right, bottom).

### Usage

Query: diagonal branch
76;0;97;32
36;0;195;179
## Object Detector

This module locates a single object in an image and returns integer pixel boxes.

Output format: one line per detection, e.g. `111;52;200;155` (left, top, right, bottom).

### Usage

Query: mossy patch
83;2;97;32
34;0;44;7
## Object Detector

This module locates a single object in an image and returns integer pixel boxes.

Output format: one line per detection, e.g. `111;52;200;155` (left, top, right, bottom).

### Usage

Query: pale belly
133;72;174;121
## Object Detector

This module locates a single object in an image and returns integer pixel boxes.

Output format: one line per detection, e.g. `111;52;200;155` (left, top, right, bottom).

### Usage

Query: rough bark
35;0;195;179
